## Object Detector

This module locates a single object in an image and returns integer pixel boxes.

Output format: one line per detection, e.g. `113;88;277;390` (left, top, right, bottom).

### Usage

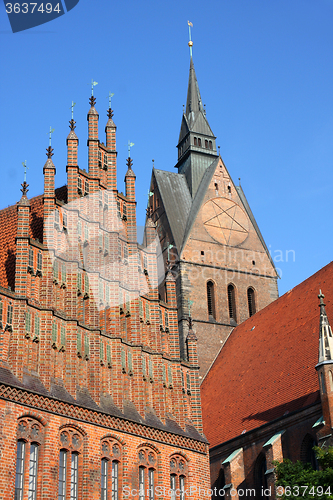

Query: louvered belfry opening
207;281;216;320
247;287;256;317
227;284;236;322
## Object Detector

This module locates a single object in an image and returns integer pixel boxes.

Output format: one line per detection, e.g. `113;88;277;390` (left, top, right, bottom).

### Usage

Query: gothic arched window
300;434;318;470
101;439;122;500
170;455;188;500
254;453;267;499
15;417;44;500
138;448;157;500
247;287;256;317
227;284;237;323
207;281;216;320
58;428;83;500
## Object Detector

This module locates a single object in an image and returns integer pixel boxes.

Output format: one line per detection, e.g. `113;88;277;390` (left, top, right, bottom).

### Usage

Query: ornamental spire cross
188;20;193;58
22;160;28;183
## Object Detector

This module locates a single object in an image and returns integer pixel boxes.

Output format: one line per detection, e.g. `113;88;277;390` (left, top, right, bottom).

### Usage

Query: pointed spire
318;290;333;364
186;56;204;117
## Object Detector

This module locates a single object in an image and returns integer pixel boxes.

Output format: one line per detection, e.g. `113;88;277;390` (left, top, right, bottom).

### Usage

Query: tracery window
58;428;83;500
101;439;122;500
138;447;157;500
170;455;188;500
15;417;44;500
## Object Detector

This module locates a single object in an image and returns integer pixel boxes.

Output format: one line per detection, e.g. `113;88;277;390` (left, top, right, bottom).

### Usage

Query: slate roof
153;169;192;252
201;261;333;448
0;186;67;290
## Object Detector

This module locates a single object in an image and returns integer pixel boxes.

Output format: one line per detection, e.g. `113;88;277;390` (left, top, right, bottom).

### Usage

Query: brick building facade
0;93;211;499
147;55;279;378
201;262;333;499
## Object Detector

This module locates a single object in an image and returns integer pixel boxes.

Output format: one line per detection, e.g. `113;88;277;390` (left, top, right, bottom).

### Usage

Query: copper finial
107;108;114;119
126;157;133;169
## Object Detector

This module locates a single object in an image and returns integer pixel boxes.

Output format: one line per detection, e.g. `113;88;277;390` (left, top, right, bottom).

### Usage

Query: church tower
148;30;279;379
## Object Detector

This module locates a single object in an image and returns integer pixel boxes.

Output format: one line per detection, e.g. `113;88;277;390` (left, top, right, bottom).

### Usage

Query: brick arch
137;442;161;454
17;411;48;427
169;450;190;462
59;422;87;436
100;433;126;446
300;433;317;469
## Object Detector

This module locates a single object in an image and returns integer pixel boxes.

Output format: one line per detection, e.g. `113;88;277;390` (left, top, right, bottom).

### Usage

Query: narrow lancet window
247;287;256;317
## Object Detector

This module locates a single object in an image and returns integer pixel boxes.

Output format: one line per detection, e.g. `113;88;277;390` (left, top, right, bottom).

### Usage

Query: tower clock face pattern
202;197;249;246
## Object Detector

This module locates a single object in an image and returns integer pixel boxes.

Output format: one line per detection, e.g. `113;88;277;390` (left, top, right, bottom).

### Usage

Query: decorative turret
175;24;218;197
105;93;117;191
87;80;99;178
67;102;79;203
15;163;31;297
43;128;56;219
315;290;333;446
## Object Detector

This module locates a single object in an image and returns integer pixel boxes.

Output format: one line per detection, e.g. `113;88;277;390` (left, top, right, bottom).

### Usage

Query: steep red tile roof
201;262;333;448
0;186;67;290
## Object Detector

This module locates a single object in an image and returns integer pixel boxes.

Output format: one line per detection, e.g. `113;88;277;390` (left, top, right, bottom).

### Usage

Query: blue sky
0;0;332;296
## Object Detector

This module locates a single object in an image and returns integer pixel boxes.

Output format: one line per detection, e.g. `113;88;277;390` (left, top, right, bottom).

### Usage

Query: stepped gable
201;261;333;447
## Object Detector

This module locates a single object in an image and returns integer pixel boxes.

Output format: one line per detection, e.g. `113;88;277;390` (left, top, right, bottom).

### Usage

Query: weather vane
108;92;114;108
48;127;55;147
70;101;76;120
22;160;28;183
128;140;134;158
89;79;98;96
188;20;193;58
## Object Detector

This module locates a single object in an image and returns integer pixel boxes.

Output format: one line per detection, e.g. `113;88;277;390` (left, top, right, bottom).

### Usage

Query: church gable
181;159;277;277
